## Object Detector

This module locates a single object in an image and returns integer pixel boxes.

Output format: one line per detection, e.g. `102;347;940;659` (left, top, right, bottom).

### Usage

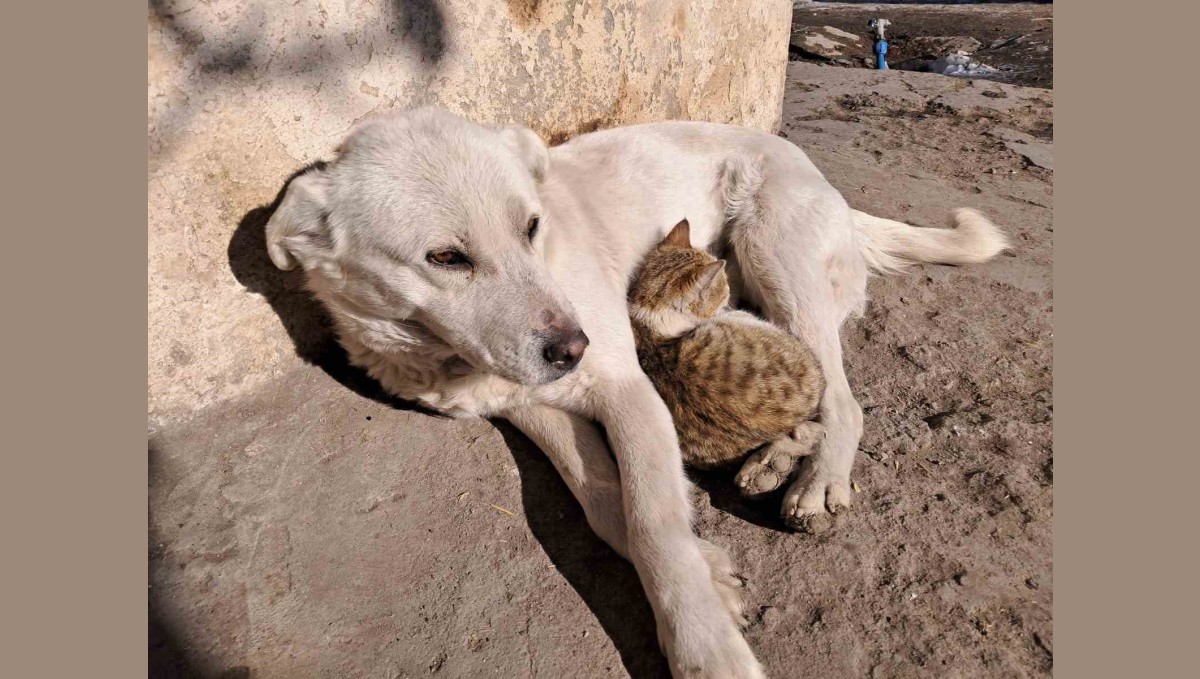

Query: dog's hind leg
721;156;867;533
778;324;862;533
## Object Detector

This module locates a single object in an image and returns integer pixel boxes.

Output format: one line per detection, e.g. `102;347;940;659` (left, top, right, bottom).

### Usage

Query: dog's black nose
543;329;589;370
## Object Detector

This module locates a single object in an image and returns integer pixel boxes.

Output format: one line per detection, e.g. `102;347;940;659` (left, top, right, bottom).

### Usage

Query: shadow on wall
226;164;439;416
149;0;446;72
394;0;448;63
148;0;447;164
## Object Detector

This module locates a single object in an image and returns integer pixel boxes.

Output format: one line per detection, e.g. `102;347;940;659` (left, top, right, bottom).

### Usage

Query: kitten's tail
852;208;1009;275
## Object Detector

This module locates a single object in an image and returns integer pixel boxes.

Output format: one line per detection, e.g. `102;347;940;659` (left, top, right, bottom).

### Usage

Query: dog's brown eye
427;249;469;267
527;216;540;242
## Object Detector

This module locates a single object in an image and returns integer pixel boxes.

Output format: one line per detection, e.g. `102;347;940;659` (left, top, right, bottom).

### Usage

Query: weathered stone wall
148;0;791;423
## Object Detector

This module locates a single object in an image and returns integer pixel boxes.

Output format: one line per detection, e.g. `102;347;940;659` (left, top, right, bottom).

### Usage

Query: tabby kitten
629;220;826;499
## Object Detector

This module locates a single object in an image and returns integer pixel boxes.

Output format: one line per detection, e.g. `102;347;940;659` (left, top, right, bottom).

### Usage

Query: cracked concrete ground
150;61;1051;679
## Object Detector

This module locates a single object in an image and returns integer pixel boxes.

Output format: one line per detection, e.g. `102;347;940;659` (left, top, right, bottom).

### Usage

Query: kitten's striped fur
629;220;826;497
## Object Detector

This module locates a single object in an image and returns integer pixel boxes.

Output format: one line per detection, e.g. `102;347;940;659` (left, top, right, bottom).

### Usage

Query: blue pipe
874;39;889;70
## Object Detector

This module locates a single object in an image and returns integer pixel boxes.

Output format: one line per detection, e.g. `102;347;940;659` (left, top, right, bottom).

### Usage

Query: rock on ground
905;36;984;58
150;63;1052;678
791;25;865;61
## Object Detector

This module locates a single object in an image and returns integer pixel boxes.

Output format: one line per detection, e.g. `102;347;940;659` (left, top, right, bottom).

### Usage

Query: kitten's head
629;220;729;335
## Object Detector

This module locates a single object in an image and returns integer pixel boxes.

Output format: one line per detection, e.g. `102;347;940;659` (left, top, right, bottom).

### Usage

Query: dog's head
265;108;587;385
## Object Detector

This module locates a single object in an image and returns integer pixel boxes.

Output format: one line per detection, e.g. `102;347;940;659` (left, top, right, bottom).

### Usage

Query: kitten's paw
736;422;824;499
697;538;748;628
781;463;852;534
735;444;799;498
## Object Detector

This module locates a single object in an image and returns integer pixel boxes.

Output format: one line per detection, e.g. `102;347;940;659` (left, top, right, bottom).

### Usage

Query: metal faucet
868;18;891;71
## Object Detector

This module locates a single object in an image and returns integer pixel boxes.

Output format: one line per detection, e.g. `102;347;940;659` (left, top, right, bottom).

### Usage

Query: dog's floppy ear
265;168;335;273
663;219;692;248
498;126;549;183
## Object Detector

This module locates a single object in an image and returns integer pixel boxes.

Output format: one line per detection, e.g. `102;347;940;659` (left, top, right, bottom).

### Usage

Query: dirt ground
149;60;1053;679
793;2;1054;89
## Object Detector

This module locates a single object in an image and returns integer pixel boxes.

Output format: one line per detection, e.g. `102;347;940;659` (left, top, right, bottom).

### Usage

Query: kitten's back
641;316;824;468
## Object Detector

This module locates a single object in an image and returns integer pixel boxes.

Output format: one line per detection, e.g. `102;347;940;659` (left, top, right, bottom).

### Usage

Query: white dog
265;108;1006;677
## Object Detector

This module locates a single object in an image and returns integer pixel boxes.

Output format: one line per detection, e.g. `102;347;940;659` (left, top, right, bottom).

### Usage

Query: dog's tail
853;208;1009;275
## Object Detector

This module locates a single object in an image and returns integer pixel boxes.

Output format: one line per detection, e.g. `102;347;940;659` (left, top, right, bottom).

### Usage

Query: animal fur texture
629;220;826;501
263;108;1008;678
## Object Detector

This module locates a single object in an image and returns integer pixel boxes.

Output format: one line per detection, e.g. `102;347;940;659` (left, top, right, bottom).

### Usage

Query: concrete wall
147;0;792;424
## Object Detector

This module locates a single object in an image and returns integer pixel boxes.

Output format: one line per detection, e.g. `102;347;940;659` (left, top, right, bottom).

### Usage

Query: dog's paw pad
783;506;836;534
781;468;852;534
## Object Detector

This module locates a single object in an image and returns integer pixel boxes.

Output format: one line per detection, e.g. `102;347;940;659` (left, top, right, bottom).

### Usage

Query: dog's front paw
660;615;765;679
781;459;852;534
697;538;747;628
653;541;764;678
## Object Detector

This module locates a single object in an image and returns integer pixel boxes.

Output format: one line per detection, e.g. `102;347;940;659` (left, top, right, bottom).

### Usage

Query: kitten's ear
697;259;727;295
662;219;691;248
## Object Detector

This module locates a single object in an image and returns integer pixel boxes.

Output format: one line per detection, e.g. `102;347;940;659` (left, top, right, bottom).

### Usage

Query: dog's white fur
265;108;1007;677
